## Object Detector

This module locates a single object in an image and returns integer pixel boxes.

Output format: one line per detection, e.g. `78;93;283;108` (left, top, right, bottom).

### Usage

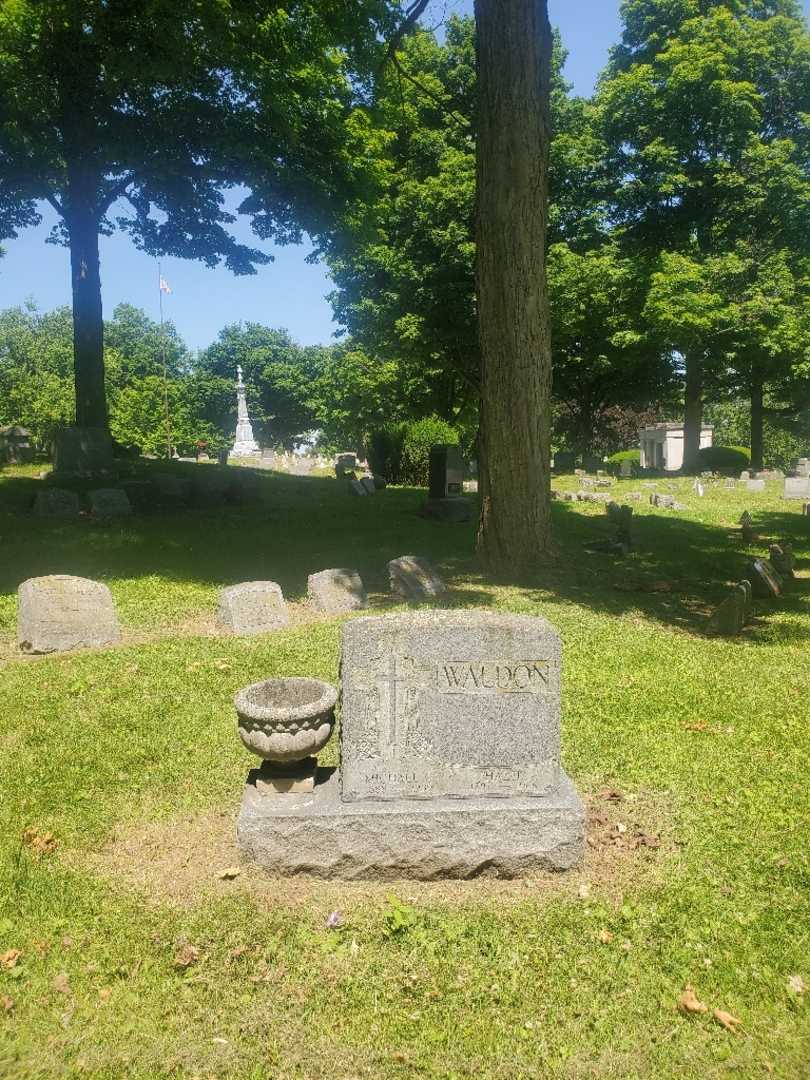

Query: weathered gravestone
784;477;810;501
388;556;446;600
769;544;795;582
796;458;810;478
746;478;766;493
348;478;367;496
748;559;782;598
360;476;377;496
619;459;633;478
237;611;585;878
218;581;289;635
422;444;472;522
18;575;121;654
706;581;752;637
33;488;81;519
89;488;132;520
51;426;114;478
307;569;367;614
0;425;34;465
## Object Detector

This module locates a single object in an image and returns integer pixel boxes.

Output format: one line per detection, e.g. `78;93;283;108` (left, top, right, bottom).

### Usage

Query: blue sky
0;0;806;352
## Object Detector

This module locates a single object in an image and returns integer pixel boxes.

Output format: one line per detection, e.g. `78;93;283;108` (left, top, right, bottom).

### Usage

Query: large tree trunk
750;376;764;471
475;0;553;577
66;166;107;430
682;351;703;473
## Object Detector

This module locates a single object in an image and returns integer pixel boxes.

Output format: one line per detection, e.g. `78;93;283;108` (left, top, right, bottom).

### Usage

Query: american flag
159;276;172;294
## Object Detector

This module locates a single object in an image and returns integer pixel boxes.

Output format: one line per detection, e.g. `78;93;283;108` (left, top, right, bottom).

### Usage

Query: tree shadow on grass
1;465;808;643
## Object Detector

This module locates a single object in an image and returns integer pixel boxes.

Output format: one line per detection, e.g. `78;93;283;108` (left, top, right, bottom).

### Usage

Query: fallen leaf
97;987;112;1002
787;975;805;995
598;929;614;944
213;660;231;671
22;827;57;858
0;949;22;970
685;722;708;733
216;867;240;881
391;1052;407;1064
173;944;200;969
52;972;71;995
212;1037;229;1045
713;1008;742;1033
1;995;13;1012
577;882;591;900
678;987;708;1015
229;946;248;960
32;940;50;956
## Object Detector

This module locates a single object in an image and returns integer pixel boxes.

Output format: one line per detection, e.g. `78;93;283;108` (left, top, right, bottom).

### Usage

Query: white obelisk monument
231;365;260;456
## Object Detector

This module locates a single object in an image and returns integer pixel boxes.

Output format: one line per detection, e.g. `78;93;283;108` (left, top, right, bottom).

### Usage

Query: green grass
1;462;808;1078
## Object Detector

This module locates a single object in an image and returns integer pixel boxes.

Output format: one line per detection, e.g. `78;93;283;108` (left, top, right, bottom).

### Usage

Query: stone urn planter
234;677;337;794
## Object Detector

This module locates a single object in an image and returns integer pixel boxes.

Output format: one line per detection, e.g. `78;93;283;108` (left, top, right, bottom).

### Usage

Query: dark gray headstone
348;478;367;496
748;559;782;598
0;425;34;465
52;427;114;478
360;476;377;496
428;445;465;499
17;575;121;654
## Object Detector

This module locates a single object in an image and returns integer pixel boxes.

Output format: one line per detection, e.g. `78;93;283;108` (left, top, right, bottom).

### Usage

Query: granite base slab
237;768;585;880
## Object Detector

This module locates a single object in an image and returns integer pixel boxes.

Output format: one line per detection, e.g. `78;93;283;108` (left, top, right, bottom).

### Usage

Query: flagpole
158;261;172;459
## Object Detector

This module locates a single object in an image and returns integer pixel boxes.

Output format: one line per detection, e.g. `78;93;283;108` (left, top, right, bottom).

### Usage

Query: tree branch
98;172;136;214
382;0;433;70
45;192;63;217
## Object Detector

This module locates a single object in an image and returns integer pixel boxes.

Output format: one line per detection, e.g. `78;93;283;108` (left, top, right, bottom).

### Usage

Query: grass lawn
1;462;808;1079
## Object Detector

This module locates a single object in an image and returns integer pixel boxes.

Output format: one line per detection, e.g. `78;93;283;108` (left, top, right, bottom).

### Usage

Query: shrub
400;417;459;487
605;449;641;475
367;426;404;482
698;445;750;472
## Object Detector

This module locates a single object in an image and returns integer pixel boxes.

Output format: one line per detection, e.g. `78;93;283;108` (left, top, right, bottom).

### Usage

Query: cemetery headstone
348;478;367;496
739;510;755;544
724;477;737;489
360;476;377;496
89;488;132;520
307;569;367;614
218;581;289;635
795;458;810;478
33;488;81;519
748;559;782;598
0;425;34;465
706;587;746;637
388;555;446;600
740;471;750;482
237;610;585;878
746;478;766;493
769;544;795;581
784;477;810;501
51;426;115;478
17;575;121;654
372;475;387;490
619;459;633;478
423;444;472;522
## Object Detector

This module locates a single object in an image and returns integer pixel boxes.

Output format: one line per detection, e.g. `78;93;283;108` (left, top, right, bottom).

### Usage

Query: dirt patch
77;786;678;912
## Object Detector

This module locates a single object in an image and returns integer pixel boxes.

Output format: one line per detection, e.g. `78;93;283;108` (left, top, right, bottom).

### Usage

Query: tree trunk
750;376;764;471
474;0;553;577
682;351;703;473
66;166;107;430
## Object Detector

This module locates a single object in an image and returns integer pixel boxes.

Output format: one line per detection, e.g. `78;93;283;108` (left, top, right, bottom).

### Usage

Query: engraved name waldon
439;659;550;694
352;655;552;696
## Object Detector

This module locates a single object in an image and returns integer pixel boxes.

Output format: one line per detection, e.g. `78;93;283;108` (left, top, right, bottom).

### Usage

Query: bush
399;417;459;487
697;445;750;472
605;449;641;475
367;427;404;482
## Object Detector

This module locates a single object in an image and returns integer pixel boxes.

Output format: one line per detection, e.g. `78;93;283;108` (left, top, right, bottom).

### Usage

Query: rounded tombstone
234;677;337;764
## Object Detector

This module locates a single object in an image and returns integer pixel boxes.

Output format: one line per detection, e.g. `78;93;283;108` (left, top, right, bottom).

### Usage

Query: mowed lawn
0;462;808;1079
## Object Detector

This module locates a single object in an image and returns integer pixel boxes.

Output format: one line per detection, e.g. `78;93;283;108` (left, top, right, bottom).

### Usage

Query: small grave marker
17;575;120;654
218;581;289;635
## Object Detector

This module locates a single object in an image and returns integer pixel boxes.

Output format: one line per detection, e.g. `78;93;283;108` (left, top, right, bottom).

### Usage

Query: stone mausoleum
639;422;713;471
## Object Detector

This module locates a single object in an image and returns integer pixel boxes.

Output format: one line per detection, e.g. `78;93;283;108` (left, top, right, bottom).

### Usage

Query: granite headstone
18;575;121;654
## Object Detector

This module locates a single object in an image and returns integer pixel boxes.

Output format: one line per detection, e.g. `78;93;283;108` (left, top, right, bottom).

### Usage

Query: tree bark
474;0;553;577
66;165;107;430
750;376;764;471
682;351;703;473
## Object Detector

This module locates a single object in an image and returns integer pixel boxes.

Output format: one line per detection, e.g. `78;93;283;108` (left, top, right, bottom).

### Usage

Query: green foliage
367;427;404;481
606;449;642;475
399;417;459;487
697;445;751;470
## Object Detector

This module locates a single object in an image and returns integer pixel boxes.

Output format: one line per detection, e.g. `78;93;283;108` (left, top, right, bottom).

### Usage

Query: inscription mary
340;611;563;802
